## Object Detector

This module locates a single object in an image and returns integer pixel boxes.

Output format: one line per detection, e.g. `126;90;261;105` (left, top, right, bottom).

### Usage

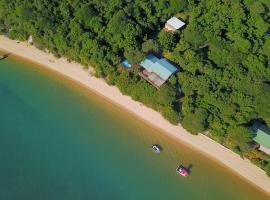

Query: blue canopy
140;54;178;80
121;60;131;69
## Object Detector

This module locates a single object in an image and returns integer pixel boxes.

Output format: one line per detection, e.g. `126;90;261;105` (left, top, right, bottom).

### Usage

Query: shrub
182;108;208;134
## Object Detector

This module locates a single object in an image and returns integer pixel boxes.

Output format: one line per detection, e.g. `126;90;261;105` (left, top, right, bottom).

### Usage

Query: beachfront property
165;17;186;32
252;122;270;155
139;54;178;88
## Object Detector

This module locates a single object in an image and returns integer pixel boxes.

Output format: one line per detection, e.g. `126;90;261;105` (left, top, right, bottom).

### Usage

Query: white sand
1;36;270;194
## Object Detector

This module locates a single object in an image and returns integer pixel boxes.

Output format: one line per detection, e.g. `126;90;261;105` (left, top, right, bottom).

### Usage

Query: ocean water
0;56;269;200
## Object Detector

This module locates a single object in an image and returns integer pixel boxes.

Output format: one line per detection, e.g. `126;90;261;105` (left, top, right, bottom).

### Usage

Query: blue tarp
121;60;131;69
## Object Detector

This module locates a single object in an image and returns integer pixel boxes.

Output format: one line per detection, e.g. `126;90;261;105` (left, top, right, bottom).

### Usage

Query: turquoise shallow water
0;56;269;200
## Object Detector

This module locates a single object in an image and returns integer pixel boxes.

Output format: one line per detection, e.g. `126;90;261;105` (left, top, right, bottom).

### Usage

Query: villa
139;54;178;89
165;17;186;32
252;122;270;155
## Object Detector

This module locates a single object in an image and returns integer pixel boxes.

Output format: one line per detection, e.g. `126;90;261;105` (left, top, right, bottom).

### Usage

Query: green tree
183;26;206;48
254;84;270;126
167;0;187;14
142;39;160;54
157;85;177;106
107;10;142;48
158;31;177;50
227;126;253;150
124;48;145;66
266;163;270;177
182;108;209;134
75;4;102;32
161;106;182;125
262;37;270;57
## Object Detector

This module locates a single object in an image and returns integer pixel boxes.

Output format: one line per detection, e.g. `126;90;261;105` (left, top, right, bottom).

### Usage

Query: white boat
151;144;161;153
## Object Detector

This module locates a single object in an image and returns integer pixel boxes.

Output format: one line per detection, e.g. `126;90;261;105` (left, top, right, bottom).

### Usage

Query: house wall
165;23;176;32
259;145;270;155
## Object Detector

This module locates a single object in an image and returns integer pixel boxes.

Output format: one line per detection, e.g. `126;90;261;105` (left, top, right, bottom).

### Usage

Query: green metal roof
140;54;178;80
253;123;270;148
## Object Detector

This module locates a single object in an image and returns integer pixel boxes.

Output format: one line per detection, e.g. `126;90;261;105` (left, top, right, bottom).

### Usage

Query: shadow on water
0;53;11;60
187;164;193;173
153;143;163;151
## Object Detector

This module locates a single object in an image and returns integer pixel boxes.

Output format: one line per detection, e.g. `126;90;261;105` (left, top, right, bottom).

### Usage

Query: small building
165;17;185;32
121;60;131;70
139;54;178;88
252;122;270;155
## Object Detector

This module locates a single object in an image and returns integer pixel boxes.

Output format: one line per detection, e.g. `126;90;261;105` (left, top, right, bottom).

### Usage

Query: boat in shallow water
151;144;161;153
176;165;189;177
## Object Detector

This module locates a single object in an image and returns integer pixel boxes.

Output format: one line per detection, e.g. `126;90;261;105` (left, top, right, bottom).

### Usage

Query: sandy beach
1;36;270;195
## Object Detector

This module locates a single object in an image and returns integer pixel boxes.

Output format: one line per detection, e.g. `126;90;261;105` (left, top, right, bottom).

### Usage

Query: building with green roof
139;54;178;88
252;122;270;155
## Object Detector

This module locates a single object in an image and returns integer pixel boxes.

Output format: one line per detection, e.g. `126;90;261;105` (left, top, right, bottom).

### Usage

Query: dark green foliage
75;4;101;32
266;163;270;177
253;83;270;127
142;39;161;54
124;48;145;66
158;31;177;51
183;26;206;48
262;37;270;57
167;0;187;14
7;29;28;40
161;106;182;125
182;108;208;134
157;85;177;106
227;126;253;151
106;10;142;49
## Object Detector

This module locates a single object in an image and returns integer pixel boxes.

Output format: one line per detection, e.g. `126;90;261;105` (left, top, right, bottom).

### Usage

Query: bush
158;31;177;51
124;48;145;65
182;108;208;134
142;39;160;54
7;29;28;41
161;107;182;125
266;163;270;177
227;126;253;150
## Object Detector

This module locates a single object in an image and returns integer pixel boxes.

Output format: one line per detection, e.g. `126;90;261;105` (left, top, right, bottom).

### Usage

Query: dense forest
0;0;270;175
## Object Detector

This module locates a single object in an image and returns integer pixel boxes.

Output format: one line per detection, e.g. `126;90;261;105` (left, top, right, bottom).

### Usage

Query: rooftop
166;17;185;30
140;54;178;81
252;122;270;149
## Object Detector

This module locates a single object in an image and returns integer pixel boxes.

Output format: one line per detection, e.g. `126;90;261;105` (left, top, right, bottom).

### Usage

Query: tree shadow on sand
0;53;11;60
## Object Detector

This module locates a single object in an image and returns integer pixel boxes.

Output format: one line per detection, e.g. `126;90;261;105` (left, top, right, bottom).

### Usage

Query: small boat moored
151;144;161;153
176;165;189;177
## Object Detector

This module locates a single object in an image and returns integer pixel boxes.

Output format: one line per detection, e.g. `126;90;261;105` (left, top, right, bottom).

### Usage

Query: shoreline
1;36;270;195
